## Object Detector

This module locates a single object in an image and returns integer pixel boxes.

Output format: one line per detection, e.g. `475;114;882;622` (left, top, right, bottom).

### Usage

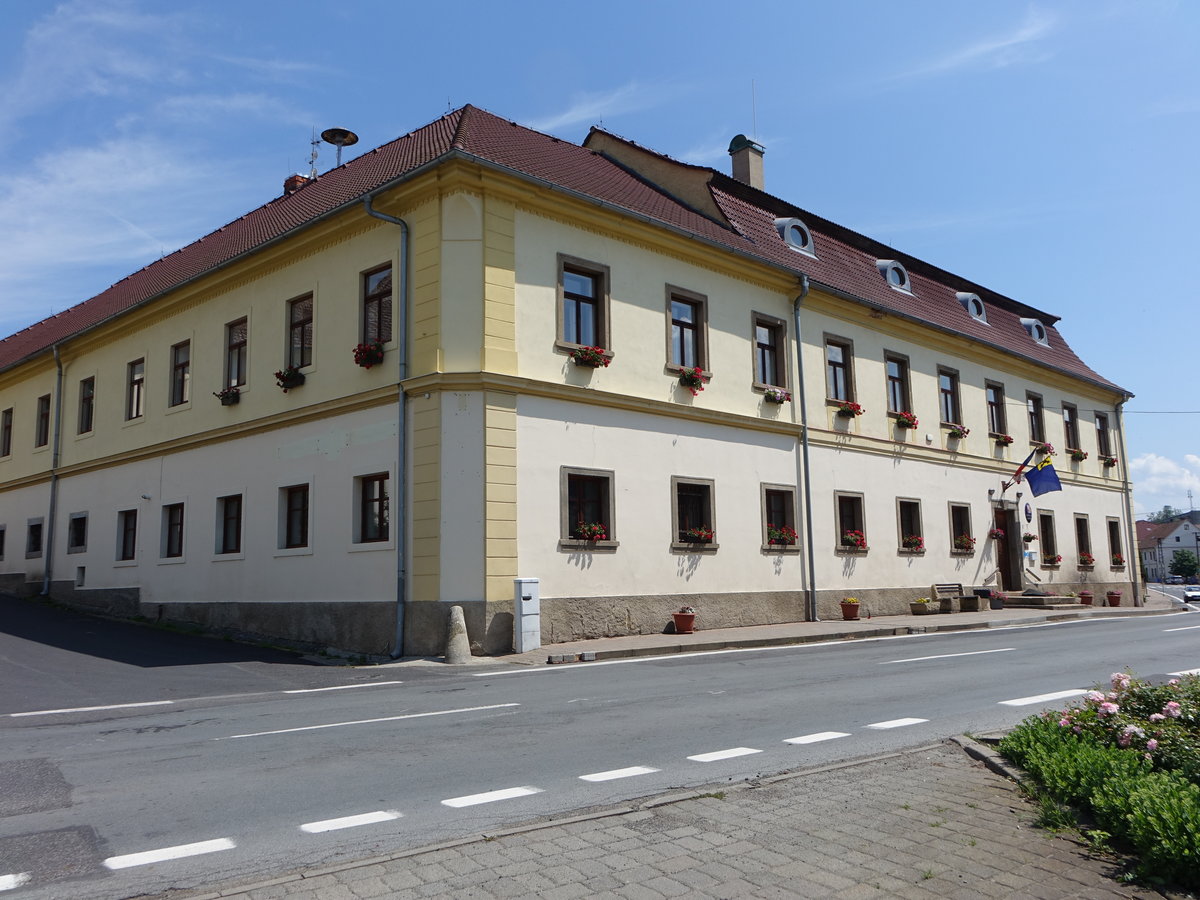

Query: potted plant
574;522;607;542
841;529;867;550
947;424;970;440
952;534;976;552
1022;532;1038;544
678;367;708;396
987;528;1005;540
673;605;697;634
1106;590;1122;607
835;401;864;418
910;597;934;615
1034;441;1055;455
839;597;861;621
895;411;919;429
570;345;611;368
763;387;791;404
274;365;305;392
901;534;924;552
990;592;1007;610
767;524;797;546
352;341;385;368
682;525;714;544
1111;553;1125;567
1043;553;1063;565
213;386;240;406
994;434;1014;446
1100;454;1117;468
1069;448;1088;462
1078;552;1095;566
1078;590;1094;605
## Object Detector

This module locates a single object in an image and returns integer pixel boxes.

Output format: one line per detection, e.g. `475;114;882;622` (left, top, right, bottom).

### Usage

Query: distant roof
0;105;1126;394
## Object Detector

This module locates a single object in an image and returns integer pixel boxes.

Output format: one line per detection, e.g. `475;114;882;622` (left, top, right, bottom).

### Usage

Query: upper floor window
986;382;1006;436
668;288;708;371
1027;393;1045;443
557;256;610;351
825;338;853;402
0;408;11;457
289;294;314;369
126;359;145;420
226;318;248;388
78;377;95;435
937;368;961;425
884;354;910;414
363;265;393;345
1062;402;1080;450
170;341;190;407
1095;413;1112;457
753;314;785;388
35;394;50;448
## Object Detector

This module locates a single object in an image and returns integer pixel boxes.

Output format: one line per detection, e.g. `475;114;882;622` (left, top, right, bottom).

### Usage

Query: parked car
1166;574;1184;584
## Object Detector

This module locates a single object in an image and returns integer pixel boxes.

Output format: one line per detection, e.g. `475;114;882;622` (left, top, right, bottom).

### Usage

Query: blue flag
1024;456;1062;496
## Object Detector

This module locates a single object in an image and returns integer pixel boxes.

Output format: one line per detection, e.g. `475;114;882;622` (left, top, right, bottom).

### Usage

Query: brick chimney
728;134;765;190
283;173;311;196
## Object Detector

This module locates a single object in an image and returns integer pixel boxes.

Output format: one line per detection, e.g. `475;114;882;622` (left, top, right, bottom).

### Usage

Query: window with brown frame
556;255;611;352
885;354;910;413
1075;514;1091;558
762;484;798;548
170;341;190;407
217;494;242;555
950;503;973;552
117;509;137;561
363;265;393;345
359;474;389;543
668;289;708;371
26;520;43;558
1107;518;1124;565
835;492;866;549
986;382;1006;435
78;377;95;435
938;368;961;425
34;394;50;447
672;476;715;546
898;499;922;550
1062;402;1080;450
126;359;145;420
1095;413;1112;457
283;485;309;549
226;318;248;388
753;315;785;388
162;503;184;559
1027;393;1045;443
1039;511;1058;560
825;339;853;401
289;295;314;369
67;513;87;554
1;408;11;457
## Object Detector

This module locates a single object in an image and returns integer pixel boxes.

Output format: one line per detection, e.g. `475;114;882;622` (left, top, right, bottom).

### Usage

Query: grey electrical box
513;577;541;653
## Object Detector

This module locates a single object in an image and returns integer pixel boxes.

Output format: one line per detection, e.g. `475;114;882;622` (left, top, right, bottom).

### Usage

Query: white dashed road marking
999;689;1087;707
1170;668;1200;675
221;703;520;739
881;648;1014;664
284;681;403;693
687;747;762;762
442;787;542;808
10;700;173;718
579;766;659;782
865;718;929;729
784;731;850;745
103;838;236;870
300;811;402;833
0;873;31;892
1164;626;1200;633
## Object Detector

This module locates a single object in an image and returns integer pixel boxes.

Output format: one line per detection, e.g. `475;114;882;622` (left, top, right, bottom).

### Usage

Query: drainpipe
362;197;411;658
792;276;818;621
41;345;65;596
1114;395;1140;606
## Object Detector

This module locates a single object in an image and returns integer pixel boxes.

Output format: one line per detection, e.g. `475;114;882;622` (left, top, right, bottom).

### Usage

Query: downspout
41;345;65;596
362;197;411;658
792;276;818;621
1114;395;1140;606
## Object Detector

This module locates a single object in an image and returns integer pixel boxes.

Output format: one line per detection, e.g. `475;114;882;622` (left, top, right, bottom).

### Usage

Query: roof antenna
321;127;359;167
307;128;319;180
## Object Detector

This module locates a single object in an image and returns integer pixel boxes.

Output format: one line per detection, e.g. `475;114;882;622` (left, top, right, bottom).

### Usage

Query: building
0;105;1138;656
1138;517;1200;582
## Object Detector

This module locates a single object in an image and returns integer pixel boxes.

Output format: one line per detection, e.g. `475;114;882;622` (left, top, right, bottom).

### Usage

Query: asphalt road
2;597;1198;899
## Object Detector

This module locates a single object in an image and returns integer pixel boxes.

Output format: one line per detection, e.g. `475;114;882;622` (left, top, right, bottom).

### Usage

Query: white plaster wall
516;395;804;599
439;390;485;602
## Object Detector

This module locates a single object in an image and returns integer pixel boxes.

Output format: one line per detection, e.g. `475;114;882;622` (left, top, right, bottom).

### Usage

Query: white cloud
891;8;1058;81
1130;452;1200;517
213;55;335;83
151;93;312;126
525;82;674;134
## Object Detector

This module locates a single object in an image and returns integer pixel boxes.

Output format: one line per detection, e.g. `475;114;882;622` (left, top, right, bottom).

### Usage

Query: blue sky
1;0;1196;518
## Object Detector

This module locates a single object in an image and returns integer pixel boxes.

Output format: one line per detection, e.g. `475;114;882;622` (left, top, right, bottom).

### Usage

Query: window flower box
682;526;714;544
763;388;791;404
1034;441;1055;455
841;529;867;550
274;366;305;392
574;522;608;542
1022;532;1038;543
1100;454;1118;468
901;534;924;551
987;528;1005;540
1111;553;1125;567
1043;553;1062;566
1078;552;1095;566
767;524;797;546
213;386;240;406
994;433;1014;446
1069;448;1088;462
952;534;976;552
570;345;611;368
678;367;708;396
946;424;970;440
835;401;864;418
894;411;919;429
353;341;385;369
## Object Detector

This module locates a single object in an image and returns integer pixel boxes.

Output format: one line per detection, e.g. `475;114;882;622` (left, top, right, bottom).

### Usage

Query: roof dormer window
876;260;911;294
773;218;816;258
1020;318;1051;347
956;292;988;324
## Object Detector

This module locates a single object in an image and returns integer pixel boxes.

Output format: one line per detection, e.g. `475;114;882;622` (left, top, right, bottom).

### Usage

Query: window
557;256;610;351
1062;402;1079;450
835;493;866;549
1;408;11;456
359;474;390;543
752;314;785;388
773;217;816;256
35;394;50;447
283;485;309;549
1027;393;1045;444
986;382;1006;436
126;358;145;420
938;368;961;425
78;377;95;435
0;526;5;560
26;519;43;558
1075;514;1092;558
1039;511;1058;561
1095;413;1112;457
1021;317;1050;347
885;354;910;414
761;484;798;549
67;513;87;554
825;338;853;401
672;477;715;547
561;468;615;546
162;503;185;558
117;510;138;561
363;265;393;345
897;499;923;551
950;503;973;552
957;292;987;324
217;494;242;554
226;318;248;388
1108;519;1124;565
877;260;911;292
169;341;190;406
288;294;314;369
667;287;708;371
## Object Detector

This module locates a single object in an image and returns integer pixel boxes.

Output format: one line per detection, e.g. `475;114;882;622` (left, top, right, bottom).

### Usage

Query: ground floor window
673;477;715;546
1108;518;1124;566
217;495;242;554
835;493;866;550
67;513;88;554
897;499;923;551
162;503;185;558
762;484;797;548
282;485;309;549
949;503;973;553
117;510;137;561
560;467;614;546
1039;510;1058;564
358;474;390;543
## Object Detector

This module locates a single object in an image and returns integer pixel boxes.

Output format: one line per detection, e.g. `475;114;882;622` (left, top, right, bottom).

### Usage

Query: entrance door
993;507;1021;593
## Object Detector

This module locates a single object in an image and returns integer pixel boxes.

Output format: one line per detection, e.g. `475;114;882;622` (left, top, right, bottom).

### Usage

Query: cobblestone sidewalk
189;741;1160;900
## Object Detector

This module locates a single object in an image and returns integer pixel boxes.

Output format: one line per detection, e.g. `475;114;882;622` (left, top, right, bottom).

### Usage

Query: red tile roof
0;104;1127;394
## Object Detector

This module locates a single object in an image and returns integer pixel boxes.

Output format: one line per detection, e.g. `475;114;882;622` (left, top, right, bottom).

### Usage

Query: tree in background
1147;505;1183;524
1168;550;1199;579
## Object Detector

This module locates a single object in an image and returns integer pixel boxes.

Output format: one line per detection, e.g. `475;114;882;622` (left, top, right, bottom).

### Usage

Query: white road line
687;747;762;762
1164;626;1200;633
0;873;31;892
103;838;235;870
442;786;542;808
784;731;850;745
283;681;403;694
300;810;402;833
881;648;1014;664
999;689;1087;707
579;766;659;782
220;703;520;739
865;718;929;729
10;700;173;718
1170;668;1200;676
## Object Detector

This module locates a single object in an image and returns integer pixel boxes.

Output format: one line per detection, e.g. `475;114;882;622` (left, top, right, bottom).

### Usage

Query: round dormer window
1020;317;1051;347
956;292;988;324
876;260;911;293
773;218;816;257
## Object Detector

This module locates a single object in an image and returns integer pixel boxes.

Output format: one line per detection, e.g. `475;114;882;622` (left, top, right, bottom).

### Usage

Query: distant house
1137;518;1200;581
0;105;1137;656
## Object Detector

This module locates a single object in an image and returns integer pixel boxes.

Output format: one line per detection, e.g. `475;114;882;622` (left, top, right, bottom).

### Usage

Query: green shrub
1124;773;1200;885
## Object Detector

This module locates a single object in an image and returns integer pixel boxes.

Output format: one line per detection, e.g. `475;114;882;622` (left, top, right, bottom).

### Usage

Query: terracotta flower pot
840;603;860;621
672;613;696;634
1078;591;1093;605
1106;591;1122;607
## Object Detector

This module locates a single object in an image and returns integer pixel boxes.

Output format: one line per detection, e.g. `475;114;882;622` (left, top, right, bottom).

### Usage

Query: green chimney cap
728;134;765;155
